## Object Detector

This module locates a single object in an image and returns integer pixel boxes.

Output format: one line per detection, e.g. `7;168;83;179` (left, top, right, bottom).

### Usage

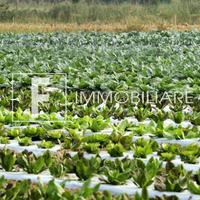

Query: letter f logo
31;77;50;115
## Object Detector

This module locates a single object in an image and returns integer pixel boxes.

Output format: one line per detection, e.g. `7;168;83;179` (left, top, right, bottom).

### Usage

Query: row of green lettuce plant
1;114;200;142
1;84;200;116
1;105;200;126
64;135;200;164
1;122;200;164
1;127;200;164
0;148;199;195
0;176;184;200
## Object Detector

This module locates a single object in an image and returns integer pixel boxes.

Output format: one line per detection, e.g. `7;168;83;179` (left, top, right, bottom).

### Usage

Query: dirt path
0;22;200;33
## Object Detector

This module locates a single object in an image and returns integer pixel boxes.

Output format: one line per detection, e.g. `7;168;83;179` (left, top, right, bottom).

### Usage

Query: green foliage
88;116;110;132
0;136;9;144
132;158;162;188
73;155;101;180
102;167;131;185
83;143;100;154
18;137;32;146
83;134;110;147
179;143;200;164
37;140;55;149
133;138;158;158
107;143;125;157
17;151;46;174
0;30;199;200
49;162;65;178
63;129;82;150
0;177;102;200
7;128;22;138
0;148;16;171
188;180;200;195
160;152;176;161
155;162;192;192
23;126;38;137
47;129;62;139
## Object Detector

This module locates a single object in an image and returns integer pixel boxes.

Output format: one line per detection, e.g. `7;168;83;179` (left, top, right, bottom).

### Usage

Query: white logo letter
31;77;50;115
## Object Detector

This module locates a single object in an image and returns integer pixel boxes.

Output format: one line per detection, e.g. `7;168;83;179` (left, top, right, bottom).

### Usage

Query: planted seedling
18;137;32;146
0;148;16;171
190;112;200;126
107;143;125;157
63;129;82;150
47;130;62;140
42;150;53;168
17;150;46;174
133;107;150;122
83;143;100;154
49;161;65;178
0;136;9;144
169;111;184;124
188;170;200;194
163;127;185;139
63;179;100;199
73;155;101;180
101;158;133;185
83;134;110;148
132;158;162;188
188;180;200;195
23;126;38;138
88;115;110;132
37;140;55;149
7;128;21;139
160;152;176;162
133;138;158;158
179;143;200;164
101;167;131;185
150;110;169;122
155;162;191;192
63;153;75;173
110;125;133;150
158;143;179;161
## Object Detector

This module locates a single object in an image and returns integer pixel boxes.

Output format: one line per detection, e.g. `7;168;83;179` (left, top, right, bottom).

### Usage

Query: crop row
1;90;200;119
2;123;200;142
1;106;200;127
1;116;200;161
0;148;199;195
0;176;188;200
1;130;200;164
1;113;200;140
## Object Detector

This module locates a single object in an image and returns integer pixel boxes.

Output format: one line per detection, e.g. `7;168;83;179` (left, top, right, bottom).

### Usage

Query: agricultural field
0;31;200;199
